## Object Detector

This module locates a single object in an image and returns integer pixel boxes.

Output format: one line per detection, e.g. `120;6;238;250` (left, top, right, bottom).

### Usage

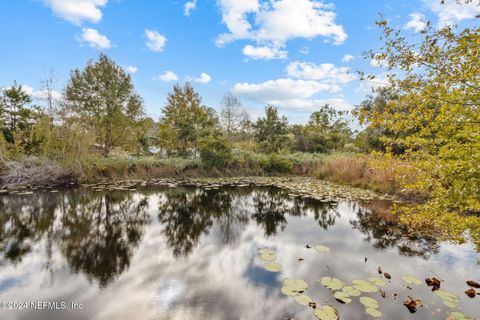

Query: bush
199;135;232;170
260;153;293;174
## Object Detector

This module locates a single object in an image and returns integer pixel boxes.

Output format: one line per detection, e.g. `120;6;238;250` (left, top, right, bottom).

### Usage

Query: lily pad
402;275;423;285
295;294;314;306
359;296;379;309
365;307;382;318
434;290;459;308
314;245;331;253
320;277;345;291
447;312;472;320
333;291;352;304
369;277;386;286
342;286;361;297
353;280;379;293
258;247;274;255
263;262;282;272
314;305;339;320
260;253;276;261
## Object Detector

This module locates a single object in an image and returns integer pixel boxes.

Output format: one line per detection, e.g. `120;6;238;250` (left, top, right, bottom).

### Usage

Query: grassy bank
0;152;414;200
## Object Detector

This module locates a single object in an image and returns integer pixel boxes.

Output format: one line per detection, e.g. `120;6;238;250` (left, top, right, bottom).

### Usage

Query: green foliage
254;105;289;153
158;83;218;156
289;105;353;153
362;20;480;239
260;154;293;174
199;133;233;170
65;54;146;157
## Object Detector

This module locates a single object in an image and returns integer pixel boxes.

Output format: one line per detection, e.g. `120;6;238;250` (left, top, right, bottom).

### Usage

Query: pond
0;185;478;320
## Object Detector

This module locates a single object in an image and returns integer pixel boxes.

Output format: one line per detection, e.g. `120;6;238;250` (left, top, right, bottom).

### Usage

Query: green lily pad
314;245;331;253
342;286;361;297
320;277;345;291
359;296;379;309
314;305;339;320
295;294;314;306
353;280;379;293
401;275;423;285
263;262;282;272
260;253;276;261
369;277;386;286
447;312;472;320
333;291;352;304
365;307;382;318
283;278;308;290
258;247;274;255
434;290;459;308
281;286;300;296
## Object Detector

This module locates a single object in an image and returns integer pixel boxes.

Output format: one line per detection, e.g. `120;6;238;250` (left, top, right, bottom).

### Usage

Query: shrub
199;135;232;170
260;153;293;174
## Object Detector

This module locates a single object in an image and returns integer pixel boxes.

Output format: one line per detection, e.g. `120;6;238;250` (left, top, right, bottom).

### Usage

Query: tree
64;54;145;157
158;83;218;156
219;94;249;137
361;19;480;229
253;105;288;153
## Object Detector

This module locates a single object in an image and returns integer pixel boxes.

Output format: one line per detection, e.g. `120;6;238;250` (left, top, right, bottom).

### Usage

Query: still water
0;186;478;320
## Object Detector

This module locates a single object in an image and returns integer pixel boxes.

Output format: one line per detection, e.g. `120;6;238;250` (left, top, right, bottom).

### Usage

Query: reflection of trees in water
0;190;150;288
58;191;150;287
0;193;59;264
158;187;340;256
350;202;440;258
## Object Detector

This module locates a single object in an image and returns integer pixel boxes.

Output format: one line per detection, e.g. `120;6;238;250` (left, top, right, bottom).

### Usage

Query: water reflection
0;186;478;320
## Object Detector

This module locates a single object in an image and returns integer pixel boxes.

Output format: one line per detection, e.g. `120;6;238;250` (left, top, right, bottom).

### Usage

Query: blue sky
0;0;478;123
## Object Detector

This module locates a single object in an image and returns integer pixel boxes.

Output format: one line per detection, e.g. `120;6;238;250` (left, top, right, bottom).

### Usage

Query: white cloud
232;78;340;103
145;29;167;52
341;54;354;63
21;85;62;101
423;0;480;26
79;28;111;49
286;61;356;84
124;66;138;74
194;73;212;84
42;0;107;25
158;71;179;82
216;0;347;52
184;0;197;16
242;45;287;60
404;13;427;32
356;73;390;93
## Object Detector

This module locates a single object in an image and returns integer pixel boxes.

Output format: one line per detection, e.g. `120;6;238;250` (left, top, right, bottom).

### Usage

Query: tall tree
219;94;249;136
64;54;145;157
0;82;37;143
253;105;288;153
158;83;218;156
361;20;480;221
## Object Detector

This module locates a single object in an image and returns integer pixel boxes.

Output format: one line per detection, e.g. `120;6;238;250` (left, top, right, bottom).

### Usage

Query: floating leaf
343;286;361;297
295;294;314;306
402;275;422;285
281;286;299;296
333;291;352;304
314;245;331;253
447;312;472;320
434;290;459;308
465;288;476;298
263;262;282;272
466;280;480;289
353;280;378;293
320;277;345;291
403;296;422;313
365;307;382;318
369;277;386;286
359;296;379;309
260;253;276;261
258;247;274;255
383;272;391;279
283;278;308;291
314;305;339;320
425;277;441;291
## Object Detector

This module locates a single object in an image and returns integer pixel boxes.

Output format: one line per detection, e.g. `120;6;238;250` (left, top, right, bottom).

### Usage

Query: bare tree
40;69;57;117
219;94;249;136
